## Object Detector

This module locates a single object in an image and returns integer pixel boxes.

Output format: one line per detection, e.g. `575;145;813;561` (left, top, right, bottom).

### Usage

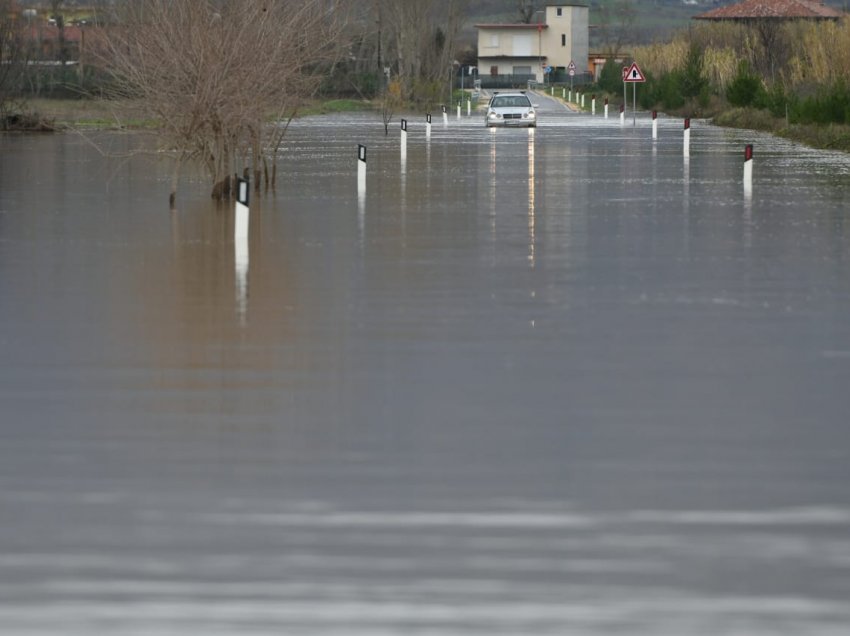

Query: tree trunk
169;153;184;209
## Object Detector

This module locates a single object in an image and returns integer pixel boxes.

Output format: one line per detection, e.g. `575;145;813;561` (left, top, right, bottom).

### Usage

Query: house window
513;34;533;56
490;65;499;76
557;8;563;16
562;34;566;47
513;65;532;76
489;34;499;47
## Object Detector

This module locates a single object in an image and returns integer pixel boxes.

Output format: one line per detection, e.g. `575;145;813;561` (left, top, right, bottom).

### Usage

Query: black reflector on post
237;177;249;207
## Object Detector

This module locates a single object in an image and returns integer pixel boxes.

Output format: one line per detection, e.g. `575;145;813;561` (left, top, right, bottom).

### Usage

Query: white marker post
652;110;658;140
620;104;625;126
234;177;250;322
562;87;566;99
467;99;471;116
604;98;609;119
592;94;596;116
426;113;432;139
357;144;367;196
582;93;586;109
684;118;691;157
457;102;461;119
743;144;754;197
442;105;448;126
400;119;407;174
234;177;249;242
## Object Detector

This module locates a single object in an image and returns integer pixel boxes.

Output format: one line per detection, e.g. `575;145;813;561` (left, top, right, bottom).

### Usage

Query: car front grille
504;114;522;119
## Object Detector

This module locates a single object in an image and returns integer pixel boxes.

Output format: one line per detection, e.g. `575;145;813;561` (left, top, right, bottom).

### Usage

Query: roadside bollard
357;144;366;196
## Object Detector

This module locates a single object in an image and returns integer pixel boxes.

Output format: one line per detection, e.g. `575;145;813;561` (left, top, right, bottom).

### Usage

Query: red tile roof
694;0;843;20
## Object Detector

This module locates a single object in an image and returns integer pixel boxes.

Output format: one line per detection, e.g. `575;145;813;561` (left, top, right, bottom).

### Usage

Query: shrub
681;45;708;100
598;60;625;94
793;82;850;125
726;61;765;107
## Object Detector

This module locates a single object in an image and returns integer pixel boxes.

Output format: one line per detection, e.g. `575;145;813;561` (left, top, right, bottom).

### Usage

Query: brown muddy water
1;97;850;634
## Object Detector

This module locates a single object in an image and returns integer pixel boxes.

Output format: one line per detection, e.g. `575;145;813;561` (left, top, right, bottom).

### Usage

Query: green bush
761;82;791;118
681;45;708;100
658;71;686;110
726;61;764;107
598;60;624;94
786;83;844;124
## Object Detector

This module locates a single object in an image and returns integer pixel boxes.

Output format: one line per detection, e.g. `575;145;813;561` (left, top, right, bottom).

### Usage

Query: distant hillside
463;0;848;45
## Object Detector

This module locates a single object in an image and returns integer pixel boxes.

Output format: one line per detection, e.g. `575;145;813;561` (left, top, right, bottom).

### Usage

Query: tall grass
632;19;850;126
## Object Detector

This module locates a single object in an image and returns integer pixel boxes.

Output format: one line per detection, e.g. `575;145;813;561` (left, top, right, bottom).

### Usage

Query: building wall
476;4;589;84
540;5;589;78
477;27;541;60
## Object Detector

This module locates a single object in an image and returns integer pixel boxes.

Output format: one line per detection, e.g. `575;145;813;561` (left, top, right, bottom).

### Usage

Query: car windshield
491;96;530;108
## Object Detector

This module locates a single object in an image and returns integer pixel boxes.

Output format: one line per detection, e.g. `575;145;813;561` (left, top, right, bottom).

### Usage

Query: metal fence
474;75;536;90
468;72;595;91
549;72;594;87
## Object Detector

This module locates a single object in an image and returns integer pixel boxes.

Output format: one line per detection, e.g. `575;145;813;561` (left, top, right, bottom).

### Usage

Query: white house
475;3;589;85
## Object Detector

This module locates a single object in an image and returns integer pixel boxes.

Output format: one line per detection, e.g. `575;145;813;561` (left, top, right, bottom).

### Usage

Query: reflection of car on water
485;92;537;128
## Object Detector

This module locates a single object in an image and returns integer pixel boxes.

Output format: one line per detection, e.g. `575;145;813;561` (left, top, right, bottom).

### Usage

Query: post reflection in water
234;194;251;325
234;227;249;324
358;181;366;244
744;188;754;249
489;128;497;250
527;127;536;268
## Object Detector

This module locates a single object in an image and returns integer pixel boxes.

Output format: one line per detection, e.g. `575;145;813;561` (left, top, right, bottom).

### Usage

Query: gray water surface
1;97;850;634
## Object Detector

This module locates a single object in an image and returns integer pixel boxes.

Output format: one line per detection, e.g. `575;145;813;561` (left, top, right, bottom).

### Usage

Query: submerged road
1;104;849;634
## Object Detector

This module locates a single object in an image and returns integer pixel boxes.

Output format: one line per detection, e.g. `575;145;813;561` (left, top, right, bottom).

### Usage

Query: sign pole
623;62;646;126
623;73;627;118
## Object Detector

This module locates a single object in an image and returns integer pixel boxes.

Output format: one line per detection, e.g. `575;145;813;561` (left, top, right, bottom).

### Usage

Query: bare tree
379;76;402;134
48;0;67;65
594;0;637;54
0;0;30;127
517;0;538;24
96;0;350;207
374;0;465;105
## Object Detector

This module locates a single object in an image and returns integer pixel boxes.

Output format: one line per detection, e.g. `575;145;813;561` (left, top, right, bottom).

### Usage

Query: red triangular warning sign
623;62;646;83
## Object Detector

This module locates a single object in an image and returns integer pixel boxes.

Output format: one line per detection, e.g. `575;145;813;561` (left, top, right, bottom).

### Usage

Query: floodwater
1;95;850;635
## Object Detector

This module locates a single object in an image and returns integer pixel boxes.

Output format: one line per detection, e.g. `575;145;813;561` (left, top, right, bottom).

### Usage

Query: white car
485;92;537;128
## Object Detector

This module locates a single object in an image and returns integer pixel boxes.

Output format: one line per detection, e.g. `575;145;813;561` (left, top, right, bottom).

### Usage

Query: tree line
593;18;850;130
0;0;468;205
